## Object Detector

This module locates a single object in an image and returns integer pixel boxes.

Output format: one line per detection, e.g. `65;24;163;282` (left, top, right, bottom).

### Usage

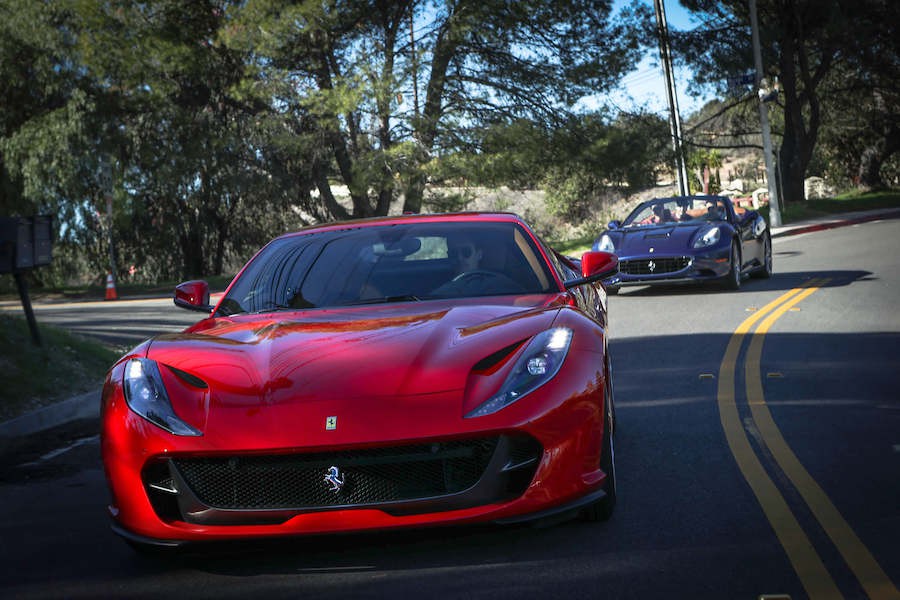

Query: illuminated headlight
693;227;721;248
466;327;573;418
123;358;201;436
596;234;615;253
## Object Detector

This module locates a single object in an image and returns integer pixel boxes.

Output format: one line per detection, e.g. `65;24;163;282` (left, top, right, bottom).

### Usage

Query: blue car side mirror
607;220;621;230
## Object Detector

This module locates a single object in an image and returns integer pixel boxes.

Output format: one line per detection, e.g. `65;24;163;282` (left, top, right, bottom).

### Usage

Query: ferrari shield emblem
325;416;337;430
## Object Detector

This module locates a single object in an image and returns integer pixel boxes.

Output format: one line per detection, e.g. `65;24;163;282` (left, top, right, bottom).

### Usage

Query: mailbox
0;219;13;273
32;215;53;267
0;216;53;274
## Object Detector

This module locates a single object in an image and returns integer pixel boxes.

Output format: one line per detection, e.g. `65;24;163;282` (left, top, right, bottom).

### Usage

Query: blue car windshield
217;221;557;316
622;198;728;227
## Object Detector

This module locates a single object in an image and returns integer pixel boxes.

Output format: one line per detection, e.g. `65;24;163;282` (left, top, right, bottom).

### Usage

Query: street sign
727;72;756;91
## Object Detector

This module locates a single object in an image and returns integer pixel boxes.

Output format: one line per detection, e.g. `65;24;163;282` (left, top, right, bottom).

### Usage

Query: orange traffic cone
105;272;118;301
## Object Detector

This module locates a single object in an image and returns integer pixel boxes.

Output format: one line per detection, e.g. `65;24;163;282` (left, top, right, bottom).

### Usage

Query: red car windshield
218;221;557;315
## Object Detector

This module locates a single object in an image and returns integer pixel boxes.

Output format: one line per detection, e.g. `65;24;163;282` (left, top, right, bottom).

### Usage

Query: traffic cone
105;272;118;301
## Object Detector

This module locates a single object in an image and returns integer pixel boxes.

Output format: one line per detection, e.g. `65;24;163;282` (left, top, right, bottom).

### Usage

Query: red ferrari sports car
101;212;619;550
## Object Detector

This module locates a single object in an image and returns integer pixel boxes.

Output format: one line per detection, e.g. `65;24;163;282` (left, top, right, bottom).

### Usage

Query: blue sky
604;0;711;118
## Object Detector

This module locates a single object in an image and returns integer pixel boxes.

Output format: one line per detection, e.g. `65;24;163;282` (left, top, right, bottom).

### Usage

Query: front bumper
101;350;610;544
604;247;731;288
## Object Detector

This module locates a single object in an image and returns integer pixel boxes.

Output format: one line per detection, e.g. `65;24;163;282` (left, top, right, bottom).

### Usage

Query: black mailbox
0;219;13;274
33;215;53;267
15;218;34;269
0;215;53;274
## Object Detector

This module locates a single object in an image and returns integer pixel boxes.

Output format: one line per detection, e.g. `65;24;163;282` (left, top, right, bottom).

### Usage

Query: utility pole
653;0;690;196
749;0;782;226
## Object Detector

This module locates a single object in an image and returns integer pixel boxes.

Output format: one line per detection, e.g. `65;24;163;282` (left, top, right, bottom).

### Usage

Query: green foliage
677;0;900;201
687;149;723;194
542;111;670;219
1;0;650;285
0;313;119;422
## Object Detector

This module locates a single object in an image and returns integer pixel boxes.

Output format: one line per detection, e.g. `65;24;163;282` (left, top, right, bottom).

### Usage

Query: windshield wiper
342;295;423;306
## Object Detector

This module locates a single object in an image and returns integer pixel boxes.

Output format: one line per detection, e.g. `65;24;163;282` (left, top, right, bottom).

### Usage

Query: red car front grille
142;435;543;524
172;439;497;510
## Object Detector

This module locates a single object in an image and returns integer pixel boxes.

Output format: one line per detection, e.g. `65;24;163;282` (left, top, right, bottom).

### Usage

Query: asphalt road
1;218;898;599
0;295;203;351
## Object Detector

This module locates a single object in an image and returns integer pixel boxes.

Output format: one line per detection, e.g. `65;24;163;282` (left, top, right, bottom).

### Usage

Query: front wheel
582;389;616;522
723;241;742;291
751;232;772;279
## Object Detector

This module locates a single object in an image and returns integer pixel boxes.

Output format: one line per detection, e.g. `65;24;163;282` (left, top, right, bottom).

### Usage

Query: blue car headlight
693;227;721;248
466;327;573;418
596;234;615;253
123;358;201;436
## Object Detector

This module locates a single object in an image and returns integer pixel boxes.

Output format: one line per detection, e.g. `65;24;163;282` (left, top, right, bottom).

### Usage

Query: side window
541;242;576;283
557;255;579;282
405;236;448;260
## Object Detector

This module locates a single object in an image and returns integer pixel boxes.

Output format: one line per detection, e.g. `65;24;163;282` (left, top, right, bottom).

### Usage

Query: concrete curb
0;389;100;450
1;207;898;444
771;207;900;238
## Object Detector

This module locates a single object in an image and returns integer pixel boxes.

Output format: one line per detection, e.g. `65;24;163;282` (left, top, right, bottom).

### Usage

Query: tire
723;241;741;290
605;285;620;296
582;388;616;522
751;232;772;279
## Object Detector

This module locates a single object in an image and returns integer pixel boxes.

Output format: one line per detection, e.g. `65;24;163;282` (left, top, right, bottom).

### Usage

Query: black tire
582;389;616;522
723;241;741;291
605;285;620;296
751;232;773;279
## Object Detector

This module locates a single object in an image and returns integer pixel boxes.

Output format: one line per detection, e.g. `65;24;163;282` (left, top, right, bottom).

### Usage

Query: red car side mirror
174;280;213;312
564;251;619;290
580;251;618;280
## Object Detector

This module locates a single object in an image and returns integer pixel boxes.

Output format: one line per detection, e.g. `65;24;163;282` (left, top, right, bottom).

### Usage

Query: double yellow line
717;280;898;599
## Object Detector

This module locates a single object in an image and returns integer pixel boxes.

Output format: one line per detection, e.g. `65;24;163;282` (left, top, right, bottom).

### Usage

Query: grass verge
0;314;119;422
779;189;900;223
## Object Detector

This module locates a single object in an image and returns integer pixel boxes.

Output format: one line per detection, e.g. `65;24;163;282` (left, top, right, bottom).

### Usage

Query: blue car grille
620;256;691;275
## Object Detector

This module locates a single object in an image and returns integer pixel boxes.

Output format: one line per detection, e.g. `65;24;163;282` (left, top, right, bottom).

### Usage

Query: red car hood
142;296;563;446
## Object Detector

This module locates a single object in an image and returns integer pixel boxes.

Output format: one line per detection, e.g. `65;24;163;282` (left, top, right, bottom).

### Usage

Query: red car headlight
123;358;202;436
465;327;573;418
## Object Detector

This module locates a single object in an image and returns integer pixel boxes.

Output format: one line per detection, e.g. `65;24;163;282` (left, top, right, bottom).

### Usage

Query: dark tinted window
218;221;556;315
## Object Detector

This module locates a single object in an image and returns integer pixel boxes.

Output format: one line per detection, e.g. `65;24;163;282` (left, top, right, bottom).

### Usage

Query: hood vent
166;365;209;389
472;340;525;375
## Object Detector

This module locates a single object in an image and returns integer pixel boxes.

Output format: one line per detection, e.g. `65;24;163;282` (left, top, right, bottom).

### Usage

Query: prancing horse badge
325;416;337;430
324;466;344;492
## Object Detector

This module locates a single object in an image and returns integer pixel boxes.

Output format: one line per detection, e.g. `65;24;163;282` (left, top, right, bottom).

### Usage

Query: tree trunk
403;170;427;214
181;213;204;279
404;10;461;214
213;214;227;276
857;122;898;189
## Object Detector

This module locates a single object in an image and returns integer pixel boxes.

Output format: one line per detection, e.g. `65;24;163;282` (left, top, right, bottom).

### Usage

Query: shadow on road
615;269;873;297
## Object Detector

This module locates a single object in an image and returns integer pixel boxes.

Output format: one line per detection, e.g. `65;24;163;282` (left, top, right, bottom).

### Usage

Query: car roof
275;212;530;240
647;195;732;204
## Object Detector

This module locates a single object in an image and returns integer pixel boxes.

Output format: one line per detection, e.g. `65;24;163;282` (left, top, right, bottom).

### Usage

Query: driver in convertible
641;204;674;224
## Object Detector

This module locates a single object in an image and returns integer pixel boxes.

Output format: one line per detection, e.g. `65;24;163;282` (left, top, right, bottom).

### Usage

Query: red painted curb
772;209;900;238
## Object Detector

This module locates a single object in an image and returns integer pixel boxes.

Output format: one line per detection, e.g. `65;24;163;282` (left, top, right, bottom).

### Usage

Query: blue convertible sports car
592;195;772;294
